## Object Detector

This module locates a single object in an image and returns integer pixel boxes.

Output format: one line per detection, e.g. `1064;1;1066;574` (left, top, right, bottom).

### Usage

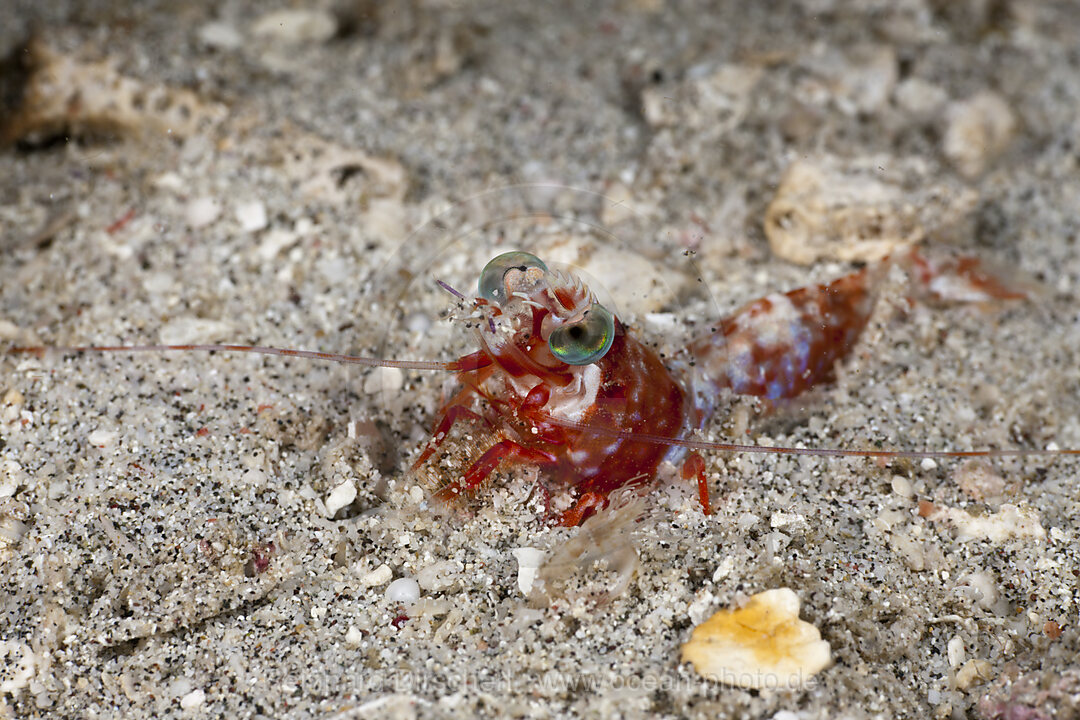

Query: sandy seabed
3;2;1080;718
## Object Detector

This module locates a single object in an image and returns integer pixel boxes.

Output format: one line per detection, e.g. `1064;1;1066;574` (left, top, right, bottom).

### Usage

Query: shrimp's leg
557;492;608;527
435;440;556;502
412;404;490;469
557;453;712;527
900;247;1032;303
681;452;711;516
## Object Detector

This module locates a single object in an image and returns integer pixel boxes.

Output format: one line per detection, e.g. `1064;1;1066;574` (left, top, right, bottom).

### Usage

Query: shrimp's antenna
7;344;461;371
543;416;1080;460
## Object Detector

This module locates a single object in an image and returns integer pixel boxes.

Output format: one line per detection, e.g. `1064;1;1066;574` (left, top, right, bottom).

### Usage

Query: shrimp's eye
548;304;615;365
478;252;548;304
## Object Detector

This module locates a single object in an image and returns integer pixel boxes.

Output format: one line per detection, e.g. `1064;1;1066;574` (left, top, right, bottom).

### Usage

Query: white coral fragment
324;480;357;517
642;63;763;132
765;155;978;265
512;547;545;596
159;317;234;346
681;588;832;689
0;640;36;694
0;42;225;146
926;503;1045;543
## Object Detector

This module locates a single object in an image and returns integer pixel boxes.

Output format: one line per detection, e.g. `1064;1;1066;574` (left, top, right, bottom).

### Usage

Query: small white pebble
511;547;545;595
159;317;233;345
0;641;36;694
0;517;28;545
185;196;221;229
363;367;404;395
385;577;420;604
170;677;194;698
770;511;805;528
644;312;677;330
406;313;431;334
257;228;299;260
324;480;357;516
197;22;243;50
943;91;1017;178
251;9;337;43
180;688;205;710
920;458;938;471
360;563;393;587
0;459;25;498
712;556;736;582
955;659;993;690
947;636;966;668
772;712;801;720
235;200;268;232
891;475;913;497
152;171;185;192
87;429;119;448
344;626;363;647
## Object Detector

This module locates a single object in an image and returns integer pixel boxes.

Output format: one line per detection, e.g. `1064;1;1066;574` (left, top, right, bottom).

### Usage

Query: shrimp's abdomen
690;269;877;401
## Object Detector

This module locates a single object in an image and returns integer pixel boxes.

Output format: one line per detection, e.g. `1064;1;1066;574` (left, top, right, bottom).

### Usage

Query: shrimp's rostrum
410;249;1024;526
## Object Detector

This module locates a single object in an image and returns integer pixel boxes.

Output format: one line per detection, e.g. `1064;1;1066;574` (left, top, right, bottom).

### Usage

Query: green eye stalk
548;304;615;365
478;252;548;304
478;251;614;365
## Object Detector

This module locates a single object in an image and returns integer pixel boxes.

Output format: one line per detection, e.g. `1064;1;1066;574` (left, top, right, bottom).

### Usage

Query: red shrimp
406;248;1045;526
6;248;1074;527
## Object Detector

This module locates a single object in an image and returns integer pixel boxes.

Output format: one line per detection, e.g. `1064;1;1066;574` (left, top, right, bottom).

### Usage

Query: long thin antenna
7;344;460;371
10;347;1077;460
542;416;1080;460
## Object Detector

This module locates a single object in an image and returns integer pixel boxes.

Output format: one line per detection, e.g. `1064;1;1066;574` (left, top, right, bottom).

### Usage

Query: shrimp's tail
685;247;1031;405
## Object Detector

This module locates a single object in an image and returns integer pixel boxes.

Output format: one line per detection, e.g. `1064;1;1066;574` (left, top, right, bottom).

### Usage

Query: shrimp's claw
434;439;557;503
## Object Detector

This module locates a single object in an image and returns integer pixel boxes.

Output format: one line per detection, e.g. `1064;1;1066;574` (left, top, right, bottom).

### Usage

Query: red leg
435;440;556;502
525;480;555;523
681;452;711;516
412;404;489;470
557;491;608;527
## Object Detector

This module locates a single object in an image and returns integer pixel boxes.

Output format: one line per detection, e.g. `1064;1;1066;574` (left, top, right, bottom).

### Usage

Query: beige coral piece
764;155;978;265
943;92;1017;179
681;588;832;689
1;41;226;146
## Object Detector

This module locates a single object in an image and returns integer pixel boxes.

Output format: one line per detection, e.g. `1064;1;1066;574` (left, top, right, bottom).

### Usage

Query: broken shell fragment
764;155;978;265
681;588;832;689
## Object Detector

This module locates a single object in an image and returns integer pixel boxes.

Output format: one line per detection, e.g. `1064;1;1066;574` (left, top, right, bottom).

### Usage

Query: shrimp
405;248;1054;526
12;247;1073;528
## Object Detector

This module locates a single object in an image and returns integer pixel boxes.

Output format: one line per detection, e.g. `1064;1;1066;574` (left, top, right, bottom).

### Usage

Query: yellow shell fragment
681;588;832;689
